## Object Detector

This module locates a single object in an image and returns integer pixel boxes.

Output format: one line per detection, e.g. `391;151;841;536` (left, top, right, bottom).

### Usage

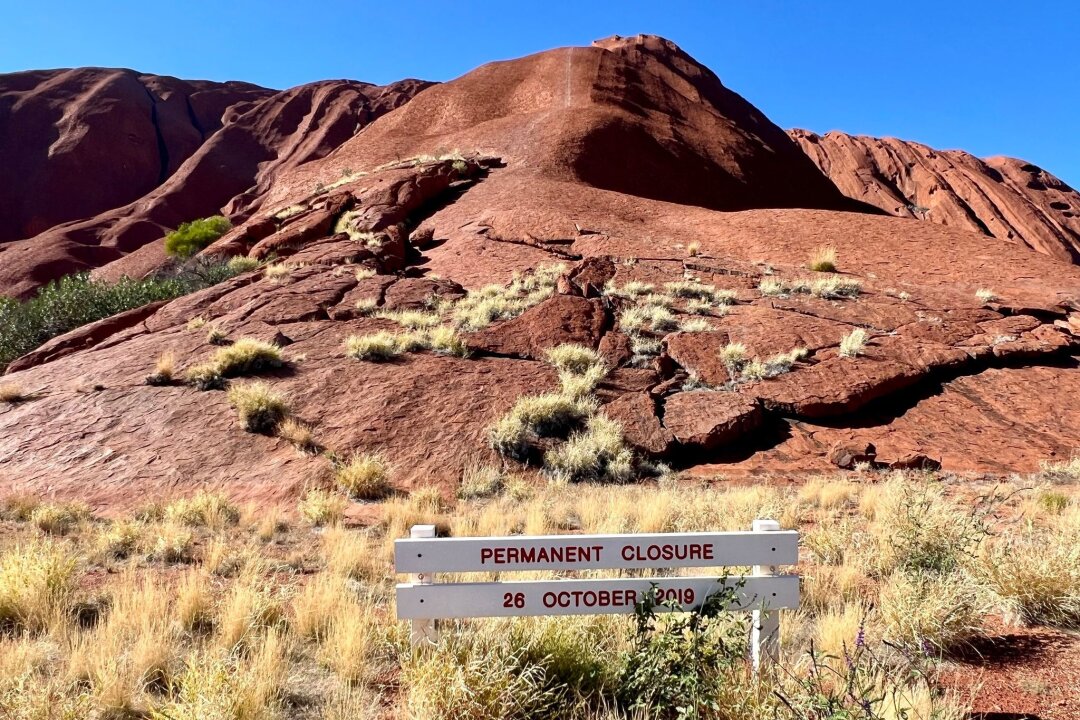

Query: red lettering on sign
619;543;712;563
482;544;607;566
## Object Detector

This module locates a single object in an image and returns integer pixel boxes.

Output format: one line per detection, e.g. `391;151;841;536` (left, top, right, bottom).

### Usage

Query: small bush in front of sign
618;581;747;719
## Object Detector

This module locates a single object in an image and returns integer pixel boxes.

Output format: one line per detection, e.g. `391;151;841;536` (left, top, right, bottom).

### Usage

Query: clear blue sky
3;1;1077;186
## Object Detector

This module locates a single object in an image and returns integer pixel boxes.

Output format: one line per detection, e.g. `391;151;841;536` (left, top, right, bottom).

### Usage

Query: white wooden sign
394;519;799;671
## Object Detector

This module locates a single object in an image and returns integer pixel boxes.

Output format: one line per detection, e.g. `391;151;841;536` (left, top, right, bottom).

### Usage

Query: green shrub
618;582;747;719
0;259;248;371
164;216;232;258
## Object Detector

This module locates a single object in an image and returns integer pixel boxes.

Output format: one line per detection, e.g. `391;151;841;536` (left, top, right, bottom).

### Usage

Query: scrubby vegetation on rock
334;452;392;499
227;381;290;434
0;258;251;371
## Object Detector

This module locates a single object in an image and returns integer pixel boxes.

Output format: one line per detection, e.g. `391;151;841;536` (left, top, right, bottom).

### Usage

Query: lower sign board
396;575;799;619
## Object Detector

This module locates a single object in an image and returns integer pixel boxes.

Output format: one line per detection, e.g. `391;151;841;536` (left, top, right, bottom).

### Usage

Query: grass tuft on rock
544;344;604;375
0;383;27;403
335;453;392;500
544;414;633;483
187;338;285;390
839;328;868;358
344;332;402;362
808;245;838;272
227;381;290;434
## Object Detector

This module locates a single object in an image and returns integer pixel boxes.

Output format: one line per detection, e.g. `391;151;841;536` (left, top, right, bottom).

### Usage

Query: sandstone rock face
468;296;608;360
791;129;1080;263
0;73;431;297
663;392;762;451
269;34;857;215
1;36;1079;510
0;68;272;245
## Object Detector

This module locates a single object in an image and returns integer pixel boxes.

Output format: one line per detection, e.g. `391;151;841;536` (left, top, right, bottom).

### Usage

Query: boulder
828;441;877;469
603;392;673;455
662;391;762;450
467;296;607;360
888;453;941;471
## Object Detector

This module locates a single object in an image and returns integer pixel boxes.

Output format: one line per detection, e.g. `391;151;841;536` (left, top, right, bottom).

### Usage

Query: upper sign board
394;530;798;573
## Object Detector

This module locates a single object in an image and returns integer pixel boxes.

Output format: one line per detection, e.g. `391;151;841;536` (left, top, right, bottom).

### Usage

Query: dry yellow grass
150;350;176;382
298;488;348;526
0;470;1075;719
0;539;78;635
277;417;316;453
165;490;241;529
227;381;290;433
0;383;27;403
335;452;392;499
807;245;838;272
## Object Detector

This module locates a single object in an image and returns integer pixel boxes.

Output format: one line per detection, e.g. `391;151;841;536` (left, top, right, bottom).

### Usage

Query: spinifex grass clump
488;393;598;460
839;328;868;358
187;339;284;390
452;264;565;331
808;245;838;272
227;382;290;434
544;414;633;483
335;453;392;500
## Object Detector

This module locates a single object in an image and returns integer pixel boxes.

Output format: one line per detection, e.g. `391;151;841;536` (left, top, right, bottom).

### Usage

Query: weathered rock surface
1;35;1079;510
0;68;272;246
791;129;1080;263
603;392;673;455
467;296;608;360
828;441;877;469
663;391;762;450
0;74;431;297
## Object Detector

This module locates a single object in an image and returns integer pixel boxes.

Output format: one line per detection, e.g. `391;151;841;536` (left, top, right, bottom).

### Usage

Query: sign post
395;520;799;670
750;518;781;671
408;524;438;646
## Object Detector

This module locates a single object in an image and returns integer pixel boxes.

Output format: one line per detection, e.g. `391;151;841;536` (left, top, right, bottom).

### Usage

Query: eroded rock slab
603;392;673;455
467;295;608;359
663;391;762;450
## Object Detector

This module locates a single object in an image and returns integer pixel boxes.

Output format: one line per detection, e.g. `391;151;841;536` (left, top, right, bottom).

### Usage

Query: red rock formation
0;68;272;245
0;73;431;298
791;129;1080;263
269;35;855;214
0;36;1078;509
